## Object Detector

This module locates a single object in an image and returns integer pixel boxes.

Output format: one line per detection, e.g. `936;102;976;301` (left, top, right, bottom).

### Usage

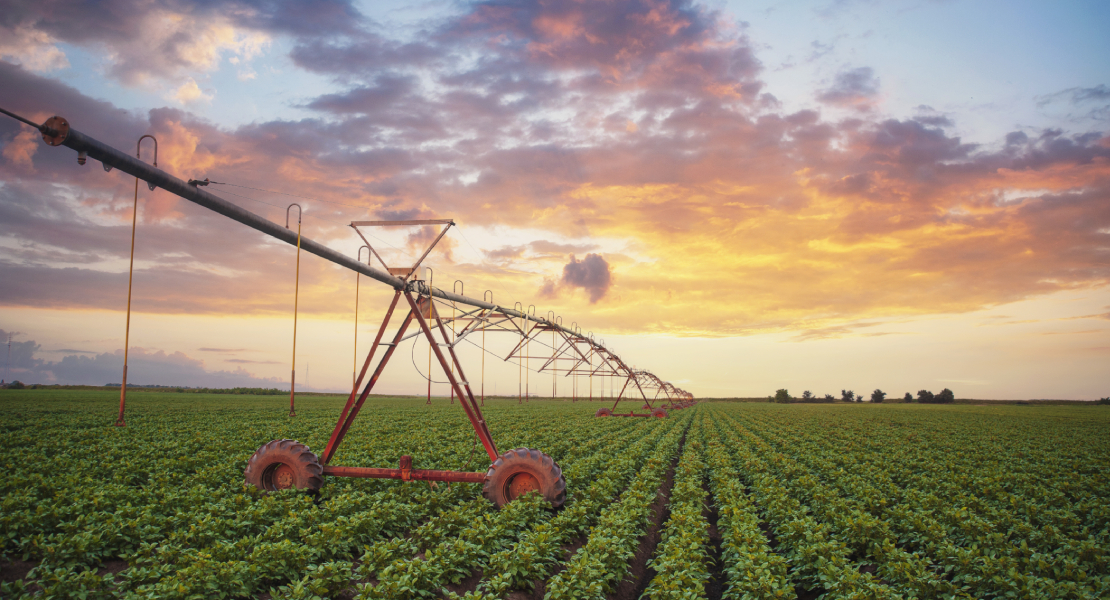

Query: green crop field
1;390;1107;599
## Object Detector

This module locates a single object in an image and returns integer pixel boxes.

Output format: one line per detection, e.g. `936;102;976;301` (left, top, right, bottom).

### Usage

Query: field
1;390;1107;599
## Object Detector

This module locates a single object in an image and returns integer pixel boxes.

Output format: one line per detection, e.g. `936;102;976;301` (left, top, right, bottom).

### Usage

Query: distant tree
841;389;855;402
8;380;24;389
917;389;935;403
1098;397;1110;405
774;389;792;403
871;389;886;403
904;392;913;402
936;388;955;403
802;390;814;400
824;394;836;402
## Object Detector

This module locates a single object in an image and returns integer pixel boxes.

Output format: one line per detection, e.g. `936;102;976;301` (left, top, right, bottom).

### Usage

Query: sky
0;0;1108;400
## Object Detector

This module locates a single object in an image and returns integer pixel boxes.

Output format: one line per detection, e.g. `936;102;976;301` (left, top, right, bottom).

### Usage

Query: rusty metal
41;115;69;146
321;289;408;465
286;203;302;417
426;267;434;404
353;245;371;391
482;290;493;405
509;471;540;497
405;289;499;461
451;280;464;404
117;134;157;428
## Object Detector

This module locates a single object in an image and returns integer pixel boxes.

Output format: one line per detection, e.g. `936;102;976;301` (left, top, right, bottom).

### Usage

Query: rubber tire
244;439;324;492
642;403;651;409
595;407;613;417
651;407;668;418
483;448;566;509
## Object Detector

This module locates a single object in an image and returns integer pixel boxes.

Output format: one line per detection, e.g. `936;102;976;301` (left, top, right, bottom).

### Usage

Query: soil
757;519;780;552
606;433;683;600
702;481;726;600
442;568;484;597
796;585;826;600
96;558;128;579
0;558;37;584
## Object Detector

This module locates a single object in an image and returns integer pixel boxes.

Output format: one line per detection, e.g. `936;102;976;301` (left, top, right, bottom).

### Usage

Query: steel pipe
56;124;586;338
1;112;693;401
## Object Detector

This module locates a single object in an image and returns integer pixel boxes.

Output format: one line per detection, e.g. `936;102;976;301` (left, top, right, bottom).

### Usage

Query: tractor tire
483;448;566;509
651;407;668;418
595;407;613;417
244;439;324;492
642;403;651;409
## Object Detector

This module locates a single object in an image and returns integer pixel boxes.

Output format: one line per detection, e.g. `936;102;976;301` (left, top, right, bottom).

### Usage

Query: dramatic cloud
2;0;1109;340
561;253;613;303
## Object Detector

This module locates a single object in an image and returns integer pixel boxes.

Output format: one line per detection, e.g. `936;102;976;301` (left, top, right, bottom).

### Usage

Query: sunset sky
1;0;1108;400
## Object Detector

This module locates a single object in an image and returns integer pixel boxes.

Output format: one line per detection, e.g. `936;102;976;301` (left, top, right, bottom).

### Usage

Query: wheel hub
506;471;540;499
263;463;296;490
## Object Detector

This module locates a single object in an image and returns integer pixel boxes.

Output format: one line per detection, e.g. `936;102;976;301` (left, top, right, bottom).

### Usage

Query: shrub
870;389;886;403
1099;397;1110;405
801;390;814;400
841;389;855;402
7;380;25;389
774;389;792;404
823;394;836;402
903;392;913;402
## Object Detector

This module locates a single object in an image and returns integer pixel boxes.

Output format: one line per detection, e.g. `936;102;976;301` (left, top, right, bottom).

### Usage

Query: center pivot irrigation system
1;109;694;508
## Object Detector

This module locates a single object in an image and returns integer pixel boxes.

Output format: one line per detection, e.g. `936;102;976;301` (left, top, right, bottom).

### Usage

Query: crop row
708;415;901;599
702;417;794;600
729;407;1108;599
1;402;647;598
327;415;668;599
542;415;687;599
464;415;681;598
641;421;710;599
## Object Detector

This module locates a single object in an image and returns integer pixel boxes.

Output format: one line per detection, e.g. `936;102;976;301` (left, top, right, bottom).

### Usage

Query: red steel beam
405;291;499;463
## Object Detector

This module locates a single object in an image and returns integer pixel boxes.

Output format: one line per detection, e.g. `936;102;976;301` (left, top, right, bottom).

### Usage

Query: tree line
771;388;955;404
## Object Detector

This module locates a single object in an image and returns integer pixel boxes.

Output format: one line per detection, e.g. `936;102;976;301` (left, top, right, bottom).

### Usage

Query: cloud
0;0;276;86
2;0;1110;339
1035;84;1110;107
788;320;897;341
560;253;613;303
530;240;600;255
0;329;283;387
817;66;880;110
1;129;39;170
487;245;525;260
0;24;69;71
170;78;214;104
1035;84;1110;122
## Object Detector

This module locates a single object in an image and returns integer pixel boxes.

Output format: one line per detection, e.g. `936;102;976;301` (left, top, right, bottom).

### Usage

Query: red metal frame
320;285;499;483
318;217;501;483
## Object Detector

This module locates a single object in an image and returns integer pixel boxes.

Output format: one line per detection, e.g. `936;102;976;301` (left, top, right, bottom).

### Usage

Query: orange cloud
2;1;1108;342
